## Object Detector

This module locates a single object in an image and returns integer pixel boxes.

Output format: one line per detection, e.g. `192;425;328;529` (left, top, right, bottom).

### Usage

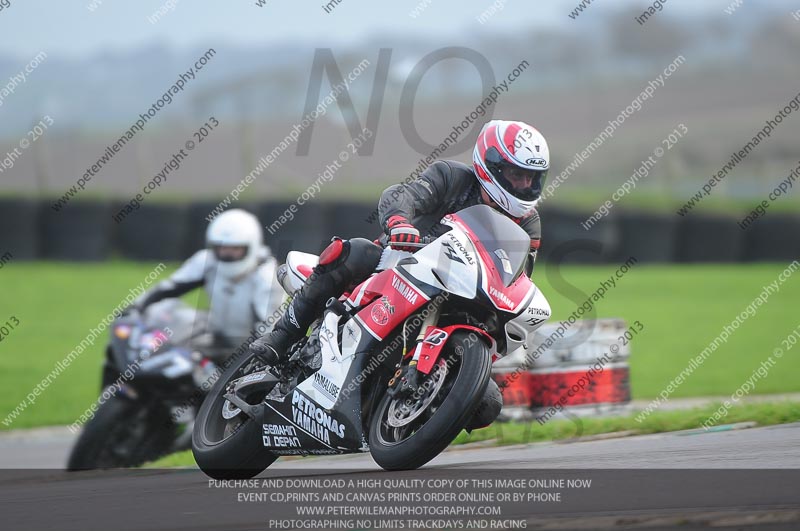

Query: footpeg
325;297;348;316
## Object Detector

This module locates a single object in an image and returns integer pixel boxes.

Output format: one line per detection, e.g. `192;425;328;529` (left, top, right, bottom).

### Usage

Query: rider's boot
249;238;382;366
465;379;503;432
249;281;326;365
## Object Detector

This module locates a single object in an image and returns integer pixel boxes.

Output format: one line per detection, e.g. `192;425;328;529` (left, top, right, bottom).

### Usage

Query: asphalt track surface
3;423;800;530
8;392;800;470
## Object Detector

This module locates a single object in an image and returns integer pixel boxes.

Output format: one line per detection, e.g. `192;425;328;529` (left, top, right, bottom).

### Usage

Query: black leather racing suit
378;159;541;272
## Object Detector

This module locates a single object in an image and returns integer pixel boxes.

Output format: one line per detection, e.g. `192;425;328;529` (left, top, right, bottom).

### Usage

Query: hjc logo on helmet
526;158;547;167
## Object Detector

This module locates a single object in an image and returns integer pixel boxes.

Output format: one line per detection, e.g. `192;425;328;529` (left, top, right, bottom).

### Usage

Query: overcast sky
0;0;738;58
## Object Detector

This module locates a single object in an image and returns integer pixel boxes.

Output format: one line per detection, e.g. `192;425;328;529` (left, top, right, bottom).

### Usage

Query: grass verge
1;262;798;429
455;400;800;446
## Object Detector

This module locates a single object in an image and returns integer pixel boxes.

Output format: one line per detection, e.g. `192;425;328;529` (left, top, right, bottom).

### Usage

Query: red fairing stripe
353;270;429;340
296;264;314;278
347;274;379;307
488;274;534;313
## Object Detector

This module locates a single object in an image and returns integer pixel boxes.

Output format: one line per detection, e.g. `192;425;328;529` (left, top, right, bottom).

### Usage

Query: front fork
387;303;441;397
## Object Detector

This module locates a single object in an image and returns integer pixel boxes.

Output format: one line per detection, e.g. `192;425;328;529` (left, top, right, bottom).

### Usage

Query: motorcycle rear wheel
192;351;278;479
368;331;491;471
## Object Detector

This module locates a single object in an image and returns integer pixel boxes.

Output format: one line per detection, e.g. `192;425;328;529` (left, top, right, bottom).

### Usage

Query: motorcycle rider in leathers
251;119;550;430
133;209;285;362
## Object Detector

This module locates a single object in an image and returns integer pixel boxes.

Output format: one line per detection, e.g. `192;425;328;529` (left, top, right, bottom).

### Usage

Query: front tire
192;352;278;479
368;331;491;471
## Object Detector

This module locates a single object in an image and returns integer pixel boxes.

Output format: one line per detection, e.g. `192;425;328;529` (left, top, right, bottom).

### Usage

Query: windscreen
450;204;531;286
143;299;207;344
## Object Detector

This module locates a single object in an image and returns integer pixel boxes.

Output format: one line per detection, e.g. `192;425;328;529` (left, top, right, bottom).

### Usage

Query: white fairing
296;312;357;409
398;228;479;299
279;251;320;296
502;286;551;356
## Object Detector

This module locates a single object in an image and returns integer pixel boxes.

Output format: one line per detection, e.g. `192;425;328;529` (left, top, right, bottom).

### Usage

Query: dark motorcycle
67;300;216;470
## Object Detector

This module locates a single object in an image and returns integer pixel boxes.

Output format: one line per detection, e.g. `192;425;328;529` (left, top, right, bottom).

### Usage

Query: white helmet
205;209;263;279
472;120;550;218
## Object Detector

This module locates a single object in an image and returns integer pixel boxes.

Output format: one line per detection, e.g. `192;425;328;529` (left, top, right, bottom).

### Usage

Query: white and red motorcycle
192;204;551;479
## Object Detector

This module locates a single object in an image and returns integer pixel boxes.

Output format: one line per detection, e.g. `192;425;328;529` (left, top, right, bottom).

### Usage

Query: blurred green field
0;261;798;430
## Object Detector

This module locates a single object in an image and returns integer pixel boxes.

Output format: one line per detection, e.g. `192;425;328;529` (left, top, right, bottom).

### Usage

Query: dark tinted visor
212;245;248;262
485;147;548;201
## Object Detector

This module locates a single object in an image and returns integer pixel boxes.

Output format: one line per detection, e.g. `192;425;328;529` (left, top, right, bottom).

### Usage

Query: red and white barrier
492;319;632;420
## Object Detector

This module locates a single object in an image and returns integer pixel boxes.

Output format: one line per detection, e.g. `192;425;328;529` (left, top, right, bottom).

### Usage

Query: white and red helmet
472;120;550;218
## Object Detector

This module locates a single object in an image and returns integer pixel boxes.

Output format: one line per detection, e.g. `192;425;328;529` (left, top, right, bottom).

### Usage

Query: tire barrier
496;364;630;410
0;198;40;259
41;201;113;261
677;214;744;263
744;214;800;262
615;209;679;263
116;204;190;261
4;198;799;262
492;319;632;421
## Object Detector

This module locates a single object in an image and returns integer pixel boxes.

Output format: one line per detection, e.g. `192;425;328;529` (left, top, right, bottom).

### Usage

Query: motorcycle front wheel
67;394;176;470
368;330;491;471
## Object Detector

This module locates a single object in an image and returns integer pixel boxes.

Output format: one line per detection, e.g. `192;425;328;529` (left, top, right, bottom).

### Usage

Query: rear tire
192;352;277;479
368;331;491;471
67;394;175;470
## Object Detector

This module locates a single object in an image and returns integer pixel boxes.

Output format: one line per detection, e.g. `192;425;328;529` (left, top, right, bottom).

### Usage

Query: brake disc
387;359;448;428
